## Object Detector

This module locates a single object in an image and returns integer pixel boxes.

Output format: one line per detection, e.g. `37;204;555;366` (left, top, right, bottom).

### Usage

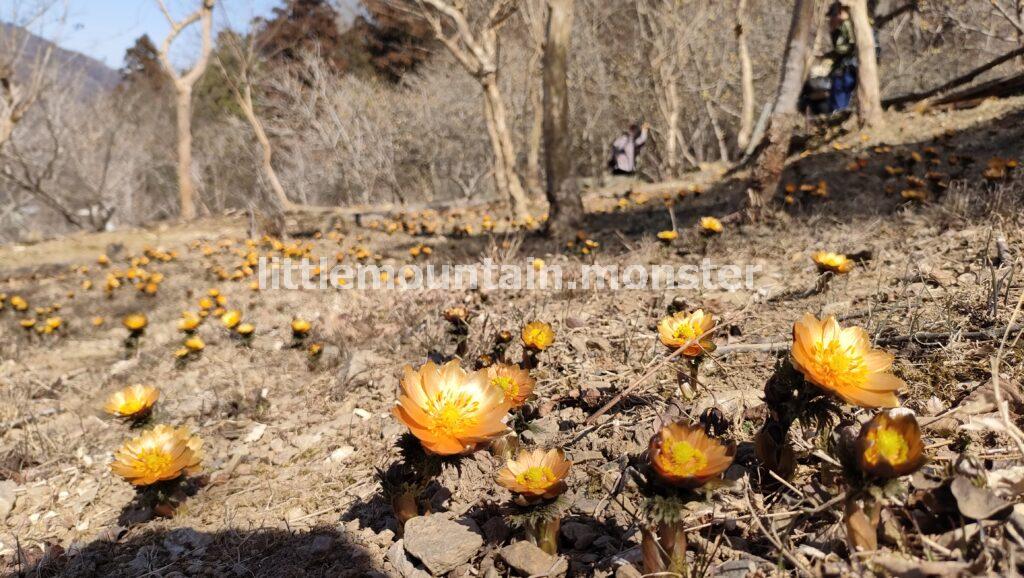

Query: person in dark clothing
828;3;858;113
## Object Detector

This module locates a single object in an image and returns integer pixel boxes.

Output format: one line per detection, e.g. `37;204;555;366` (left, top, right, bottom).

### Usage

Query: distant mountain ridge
1;22;121;95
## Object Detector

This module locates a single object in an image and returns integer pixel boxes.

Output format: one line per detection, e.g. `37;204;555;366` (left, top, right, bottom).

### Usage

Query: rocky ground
1;99;1024;577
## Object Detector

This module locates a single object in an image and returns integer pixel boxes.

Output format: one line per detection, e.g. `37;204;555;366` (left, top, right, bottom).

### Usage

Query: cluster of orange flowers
104;384;205;489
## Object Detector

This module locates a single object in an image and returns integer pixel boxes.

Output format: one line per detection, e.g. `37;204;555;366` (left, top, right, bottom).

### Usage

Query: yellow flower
657;309;716;356
110;425;203;486
649;422;735;488
97;254;110;266
443;307;469;324
699;217;723;235
221;309;242;330
198;297;213;310
484;363;536;408
496;448;571;499
179;312;201;332
657;230;679;243
19;318;36;330
105;385;160;419
532;258;545;271
10;295;28;311
812;251;854;274
393;360;511;455
91;316;105;327
791;314;902;408
522;321;555;352
123;313;148;334
291;318;311;337
236;323;255;337
856;410;925;479
184;336;205;352
44;316;62;331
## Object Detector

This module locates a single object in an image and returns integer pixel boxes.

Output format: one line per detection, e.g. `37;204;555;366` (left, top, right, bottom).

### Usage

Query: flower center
120;398;146;415
137;448;174;476
492;376;519;399
428;391;480;437
665;440;707;477
672;321;700;341
516;466;556;490
811;339;867;386
865;427;909;465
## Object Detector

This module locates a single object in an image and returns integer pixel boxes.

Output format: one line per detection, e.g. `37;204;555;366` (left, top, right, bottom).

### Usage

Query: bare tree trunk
526;53;545;198
481;81;512;203
664;82;681;178
237;88;295;211
542;0;582;238
747;0;817;220
736;0;756;151
156;0;215;221
845;0;883;127
483;77;529;219
174;87;197;220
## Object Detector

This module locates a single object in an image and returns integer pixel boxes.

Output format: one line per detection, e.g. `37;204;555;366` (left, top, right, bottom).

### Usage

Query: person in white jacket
609;122;650;176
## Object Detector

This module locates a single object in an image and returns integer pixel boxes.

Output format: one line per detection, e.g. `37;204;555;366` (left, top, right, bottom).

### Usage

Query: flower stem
528;516;561;556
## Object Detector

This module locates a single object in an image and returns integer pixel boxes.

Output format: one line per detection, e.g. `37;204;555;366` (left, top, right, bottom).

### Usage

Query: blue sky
6;0;287;68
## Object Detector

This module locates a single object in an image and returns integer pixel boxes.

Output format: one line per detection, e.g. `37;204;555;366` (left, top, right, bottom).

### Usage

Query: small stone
387;540;430;578
614;562;643;578
482;516;511;544
561;521;599;549
310;535;335;554
499;541;568;577
328;446;355;463
404;515;483;575
0;480;16;522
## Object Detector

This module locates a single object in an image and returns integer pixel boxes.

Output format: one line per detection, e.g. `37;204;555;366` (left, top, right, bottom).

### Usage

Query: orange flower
123;313;148;334
657;309;716;356
699;217;723;235
791;314;902;408
812;251;854;274
649;422;735;488
110;425;203;486
393;360;511;455
291;318;311;337
522;321;555;351
856;409;925;479
484;363;536;407
221;309;242;330
496;448;571;499
105;385;159;419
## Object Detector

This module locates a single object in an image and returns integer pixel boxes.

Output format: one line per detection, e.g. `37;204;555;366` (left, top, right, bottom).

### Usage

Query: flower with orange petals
496;448;571;500
856;409;925;479
657;309;716;357
649;422;735;489
105;385;159;420
393;360;511;455
110;425;203;486
522;321;555;352
791;314;902;408
812;252;854;275
484;363;536;407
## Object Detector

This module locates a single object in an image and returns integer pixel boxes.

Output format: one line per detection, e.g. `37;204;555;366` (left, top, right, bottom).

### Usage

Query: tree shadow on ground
8;524;384;578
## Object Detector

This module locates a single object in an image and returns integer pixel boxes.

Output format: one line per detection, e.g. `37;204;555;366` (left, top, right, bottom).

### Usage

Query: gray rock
482;516;511;544
404;515;483;575
0;480;16;521
561;521;599;549
387;539;430;578
614;563;643;578
712;559;759;577
162;528;211;560
499;541;568;577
